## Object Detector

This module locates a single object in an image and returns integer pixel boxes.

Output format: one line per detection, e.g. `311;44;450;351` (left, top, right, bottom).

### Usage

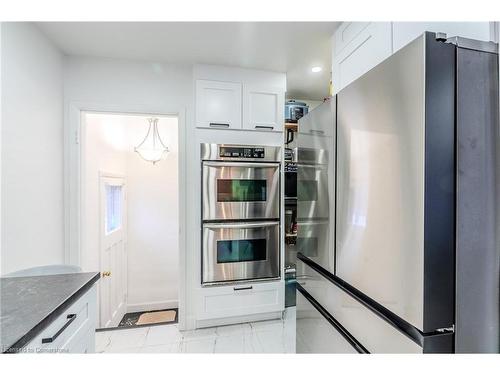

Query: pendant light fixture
134;117;169;164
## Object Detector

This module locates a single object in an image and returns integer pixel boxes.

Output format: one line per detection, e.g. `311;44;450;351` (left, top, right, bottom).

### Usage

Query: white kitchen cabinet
24;285;97;353
392;22;492;53
196;280;284;321
332;22;371;57
332;22;494;94
196;79;242;130
243;85;284;132
331;22;392;94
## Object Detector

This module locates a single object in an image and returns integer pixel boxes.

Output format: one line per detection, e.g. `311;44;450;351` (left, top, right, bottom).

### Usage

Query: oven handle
296;163;328;169
203;161;280;168
203;221;279;229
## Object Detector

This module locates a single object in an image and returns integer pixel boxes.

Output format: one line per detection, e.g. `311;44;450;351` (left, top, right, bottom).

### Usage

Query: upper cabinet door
332;22;392;94
242;85;284;132
196;80;242;129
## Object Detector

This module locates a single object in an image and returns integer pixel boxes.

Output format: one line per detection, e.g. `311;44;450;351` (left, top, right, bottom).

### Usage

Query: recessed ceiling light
311;66;322;73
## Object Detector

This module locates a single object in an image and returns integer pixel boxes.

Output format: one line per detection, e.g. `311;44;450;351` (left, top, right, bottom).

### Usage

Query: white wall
392;22;493;52
125;116;179;311
1;23;64;275
64;57;193;112
83;113;179;312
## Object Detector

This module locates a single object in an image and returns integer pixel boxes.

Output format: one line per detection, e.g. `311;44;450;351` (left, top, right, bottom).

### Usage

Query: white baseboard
127;299;179;313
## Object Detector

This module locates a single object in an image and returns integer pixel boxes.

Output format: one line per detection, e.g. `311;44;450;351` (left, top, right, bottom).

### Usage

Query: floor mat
118;308;178;327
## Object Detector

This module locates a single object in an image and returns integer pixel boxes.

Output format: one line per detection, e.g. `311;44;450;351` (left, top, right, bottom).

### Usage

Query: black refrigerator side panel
423;32;457;334
423;333;455;354
456;46;500;353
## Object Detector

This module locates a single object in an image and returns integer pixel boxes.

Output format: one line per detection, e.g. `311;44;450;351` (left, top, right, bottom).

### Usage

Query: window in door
105;184;123;234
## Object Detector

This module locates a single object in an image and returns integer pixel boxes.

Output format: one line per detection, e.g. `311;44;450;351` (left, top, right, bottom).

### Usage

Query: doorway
80;111;181;330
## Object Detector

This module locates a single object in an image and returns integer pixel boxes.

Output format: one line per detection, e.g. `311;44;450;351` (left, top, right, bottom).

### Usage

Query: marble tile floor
96;307;296;353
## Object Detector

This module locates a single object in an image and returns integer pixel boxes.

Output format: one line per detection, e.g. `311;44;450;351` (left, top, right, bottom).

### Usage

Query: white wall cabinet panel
196;80;242;130
333;22;370;57
392;22;492;53
243;85;284;132
332;22;392;94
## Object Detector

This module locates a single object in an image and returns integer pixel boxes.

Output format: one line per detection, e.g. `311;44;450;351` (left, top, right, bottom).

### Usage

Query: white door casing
99;174;127;328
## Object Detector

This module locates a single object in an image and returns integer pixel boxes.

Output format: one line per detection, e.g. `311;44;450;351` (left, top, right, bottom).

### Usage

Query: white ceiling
36;22;340;100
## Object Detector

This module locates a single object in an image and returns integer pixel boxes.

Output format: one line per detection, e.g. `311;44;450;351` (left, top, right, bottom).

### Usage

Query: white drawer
24;285;97;353
298;261;422;353
196;280;284;320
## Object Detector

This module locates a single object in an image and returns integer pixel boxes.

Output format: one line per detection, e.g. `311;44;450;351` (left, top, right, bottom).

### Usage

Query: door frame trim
65;102;188;330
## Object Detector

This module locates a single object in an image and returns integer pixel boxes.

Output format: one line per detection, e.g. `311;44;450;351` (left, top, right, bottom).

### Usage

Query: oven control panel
284;162;297;172
219;146;265;159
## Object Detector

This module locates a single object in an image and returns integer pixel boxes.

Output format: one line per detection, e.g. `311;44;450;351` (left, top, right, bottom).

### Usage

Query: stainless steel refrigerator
296;32;500;353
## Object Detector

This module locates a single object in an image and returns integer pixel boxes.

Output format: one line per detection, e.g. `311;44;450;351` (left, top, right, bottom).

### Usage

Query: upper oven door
202;161;280;221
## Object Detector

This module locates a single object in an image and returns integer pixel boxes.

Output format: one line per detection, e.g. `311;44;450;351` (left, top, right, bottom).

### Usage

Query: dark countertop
0;272;100;353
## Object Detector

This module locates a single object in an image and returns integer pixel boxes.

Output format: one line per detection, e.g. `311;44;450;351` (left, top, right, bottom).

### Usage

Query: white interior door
99;174;127;328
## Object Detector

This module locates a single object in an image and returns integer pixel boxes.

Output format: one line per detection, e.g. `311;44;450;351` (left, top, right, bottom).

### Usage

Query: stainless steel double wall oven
201;144;281;285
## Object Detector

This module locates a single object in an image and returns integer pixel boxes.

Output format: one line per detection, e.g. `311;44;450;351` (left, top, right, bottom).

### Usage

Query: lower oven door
202;221;280;285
